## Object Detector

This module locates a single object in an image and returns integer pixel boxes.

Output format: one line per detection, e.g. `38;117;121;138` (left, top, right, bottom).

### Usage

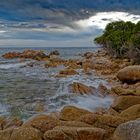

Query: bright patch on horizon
0;31;7;33
76;12;140;29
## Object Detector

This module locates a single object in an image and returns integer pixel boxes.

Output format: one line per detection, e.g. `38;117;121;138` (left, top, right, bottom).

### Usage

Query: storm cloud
0;0;140;22
0;1;140;47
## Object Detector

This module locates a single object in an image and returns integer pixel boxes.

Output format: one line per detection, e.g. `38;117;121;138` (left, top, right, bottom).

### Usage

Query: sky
0;0;140;48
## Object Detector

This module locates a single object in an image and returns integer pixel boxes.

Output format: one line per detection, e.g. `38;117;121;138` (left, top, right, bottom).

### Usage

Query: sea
0;47;113;120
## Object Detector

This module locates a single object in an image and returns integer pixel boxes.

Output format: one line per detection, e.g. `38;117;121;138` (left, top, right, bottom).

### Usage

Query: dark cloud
0;0;93;23
0;0;139;48
0;0;139;23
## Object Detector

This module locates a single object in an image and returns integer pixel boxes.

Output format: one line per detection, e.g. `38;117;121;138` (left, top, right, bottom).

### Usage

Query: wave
0;62;27;69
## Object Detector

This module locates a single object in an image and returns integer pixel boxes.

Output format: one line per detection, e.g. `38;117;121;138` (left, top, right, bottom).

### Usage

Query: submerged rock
97;83;108;96
0;117;23;130
3;118;23;130
0;117;6;130
117;65;140;83
49;50;60;56
45;58;65;68
2;52;21;59
56;68;78;77
69;82;96;95
2;49;47;60
114;119;140;140
83;52;94;59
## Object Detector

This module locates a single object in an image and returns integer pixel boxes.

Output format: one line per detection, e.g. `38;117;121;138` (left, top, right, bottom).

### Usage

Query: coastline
0;48;140;140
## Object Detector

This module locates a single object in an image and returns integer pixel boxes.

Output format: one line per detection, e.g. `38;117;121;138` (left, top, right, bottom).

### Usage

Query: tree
94;21;139;60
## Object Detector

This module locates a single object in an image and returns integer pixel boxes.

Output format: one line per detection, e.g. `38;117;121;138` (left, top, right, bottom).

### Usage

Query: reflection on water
0;47;113;119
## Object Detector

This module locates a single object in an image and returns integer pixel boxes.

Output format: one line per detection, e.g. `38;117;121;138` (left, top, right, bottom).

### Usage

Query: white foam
0;31;7;33
56;94;113;113
53;72;113;112
0;103;8;115
76;11;140;29
0;62;27;69
71;95;113;111
58;72;110;89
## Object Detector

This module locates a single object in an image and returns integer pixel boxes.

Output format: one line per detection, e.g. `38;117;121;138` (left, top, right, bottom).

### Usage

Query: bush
94;21;140;63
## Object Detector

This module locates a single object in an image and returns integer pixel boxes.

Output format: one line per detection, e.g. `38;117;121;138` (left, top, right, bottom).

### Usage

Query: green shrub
94;21;140;63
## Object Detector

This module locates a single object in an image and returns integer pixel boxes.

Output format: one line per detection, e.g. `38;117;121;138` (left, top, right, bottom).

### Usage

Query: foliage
94;21;140;63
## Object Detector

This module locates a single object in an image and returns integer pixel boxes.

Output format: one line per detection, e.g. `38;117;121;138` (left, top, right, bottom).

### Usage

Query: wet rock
10;127;43;140
92;58;112;71
95;107;107;115
2;49;47;60
111;86;137;96
26;62;34;67
122;83;129;89
23;114;58;133
82;60;94;72
44;126;106;140
19;58;26;63
45;58;66;68
134;82;140;87
21;50;47;60
56;68;78;77
60;106;92;121
114;119;140;140
0;128;14;140
3;118;23;130
0;117;6;130
59;68;78;75
45;61;59;68
107;107;119;116
117;65;140;83
83;52;94;59
82;57;115;75
97;83;108;96
34;102;45;112
112;96;140;112
2;52;21;59
69;82;96;95
49;50;60;56
64;59;82;69
119;104;140;120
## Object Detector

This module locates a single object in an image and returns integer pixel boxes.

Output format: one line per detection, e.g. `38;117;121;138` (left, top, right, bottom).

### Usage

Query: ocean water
0;47;113;119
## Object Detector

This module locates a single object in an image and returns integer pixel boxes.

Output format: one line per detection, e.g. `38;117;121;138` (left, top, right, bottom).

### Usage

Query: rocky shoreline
0;49;140;140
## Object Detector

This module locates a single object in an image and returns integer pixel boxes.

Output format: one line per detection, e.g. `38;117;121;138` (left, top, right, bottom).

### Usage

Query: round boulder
11;127;43;140
119;104;140;120
117;65;140;83
60;106;92;121
44;126;106;140
114;119;140;140
23;114;58;133
112;96;140;112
